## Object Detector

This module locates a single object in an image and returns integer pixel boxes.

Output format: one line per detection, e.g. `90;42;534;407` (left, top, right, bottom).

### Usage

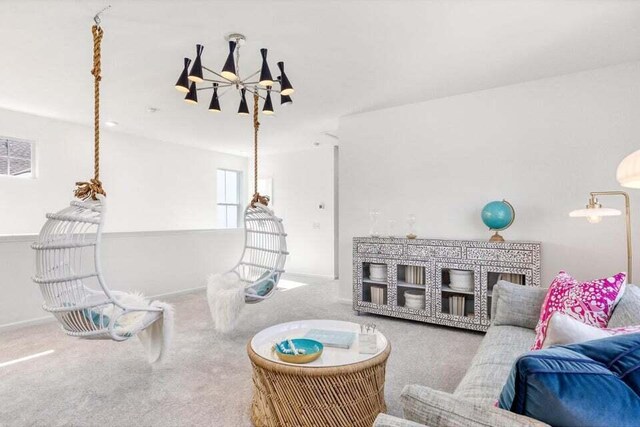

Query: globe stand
482;199;515;243
489;231;505;242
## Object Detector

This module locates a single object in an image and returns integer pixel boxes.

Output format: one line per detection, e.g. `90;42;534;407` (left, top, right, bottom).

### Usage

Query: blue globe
481;200;515;231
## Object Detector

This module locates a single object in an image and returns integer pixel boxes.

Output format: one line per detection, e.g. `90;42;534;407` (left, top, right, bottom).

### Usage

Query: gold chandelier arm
202;78;232;85
243;86;267;101
240;69;260;82
202;66;236;83
254;85;281;94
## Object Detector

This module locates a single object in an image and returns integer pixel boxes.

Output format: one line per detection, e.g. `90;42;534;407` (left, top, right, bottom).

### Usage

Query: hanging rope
251;90;270;207
75;24;106;201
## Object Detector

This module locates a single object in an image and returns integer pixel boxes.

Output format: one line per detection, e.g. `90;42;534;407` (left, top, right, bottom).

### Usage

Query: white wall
0;108;247;235
0;229;243;327
257;146;336;277
338;62;640;300
0;108;251;327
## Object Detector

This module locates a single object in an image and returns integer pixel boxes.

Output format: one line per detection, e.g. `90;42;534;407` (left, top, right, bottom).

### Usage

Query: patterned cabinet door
393;259;433;318
353;256;392;312
481;266;533;326
434;262;482;326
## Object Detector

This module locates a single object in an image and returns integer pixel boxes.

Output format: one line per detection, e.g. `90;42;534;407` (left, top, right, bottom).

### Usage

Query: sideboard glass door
434;263;482;325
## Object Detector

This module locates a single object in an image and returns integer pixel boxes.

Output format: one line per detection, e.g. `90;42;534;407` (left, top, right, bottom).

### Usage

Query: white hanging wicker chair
206;90;289;331
32;195;165;342
232;203;288;303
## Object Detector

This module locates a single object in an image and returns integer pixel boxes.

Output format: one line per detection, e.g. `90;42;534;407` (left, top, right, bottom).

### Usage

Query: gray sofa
375;281;640;427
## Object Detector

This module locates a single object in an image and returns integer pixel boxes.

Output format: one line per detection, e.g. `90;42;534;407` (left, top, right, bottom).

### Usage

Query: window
217;169;241;228
0;137;34;177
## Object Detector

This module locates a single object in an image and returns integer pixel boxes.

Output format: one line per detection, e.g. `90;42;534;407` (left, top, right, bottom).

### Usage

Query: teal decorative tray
274;338;323;364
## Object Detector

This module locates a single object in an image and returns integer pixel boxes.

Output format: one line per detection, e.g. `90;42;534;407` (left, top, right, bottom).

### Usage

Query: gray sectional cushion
608;284;640;328
401;385;548;427
454;325;535;404
373;413;426;427
491;281;547;330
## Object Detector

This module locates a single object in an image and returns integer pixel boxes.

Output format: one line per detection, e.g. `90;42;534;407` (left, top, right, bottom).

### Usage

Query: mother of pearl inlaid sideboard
353;237;542;332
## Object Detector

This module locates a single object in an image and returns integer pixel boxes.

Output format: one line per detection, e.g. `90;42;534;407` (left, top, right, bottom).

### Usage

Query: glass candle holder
387;219;397;238
369;210;381;237
407;214;417;239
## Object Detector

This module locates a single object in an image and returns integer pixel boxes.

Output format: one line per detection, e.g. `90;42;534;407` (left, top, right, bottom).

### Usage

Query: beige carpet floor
0;275;483;426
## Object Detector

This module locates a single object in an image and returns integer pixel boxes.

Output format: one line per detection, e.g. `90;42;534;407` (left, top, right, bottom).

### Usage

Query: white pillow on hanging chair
206;273;245;333
81;292;157;336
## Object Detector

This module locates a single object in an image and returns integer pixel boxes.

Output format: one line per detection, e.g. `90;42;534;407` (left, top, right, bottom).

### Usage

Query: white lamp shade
617;149;640;188
569;207;621;218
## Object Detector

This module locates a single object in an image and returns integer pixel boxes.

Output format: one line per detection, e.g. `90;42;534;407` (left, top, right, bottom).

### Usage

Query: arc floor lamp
569;191;631;282
568;148;640;284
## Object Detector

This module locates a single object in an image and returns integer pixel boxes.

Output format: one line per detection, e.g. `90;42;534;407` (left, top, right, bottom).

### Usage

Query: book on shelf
371;285;384;305
498;273;524;285
405;266;425;285
305;329;356;349
448;295;466;316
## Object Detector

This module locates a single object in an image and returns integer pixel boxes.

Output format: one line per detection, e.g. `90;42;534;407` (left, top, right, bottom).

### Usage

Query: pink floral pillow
531;271;626;350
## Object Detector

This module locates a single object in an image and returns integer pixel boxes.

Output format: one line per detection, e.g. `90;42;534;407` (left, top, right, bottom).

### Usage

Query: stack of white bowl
449;269;474;292
404;290;425;310
369;263;387;281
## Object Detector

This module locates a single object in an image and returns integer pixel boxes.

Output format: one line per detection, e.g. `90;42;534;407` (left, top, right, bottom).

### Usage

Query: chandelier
174;33;294;114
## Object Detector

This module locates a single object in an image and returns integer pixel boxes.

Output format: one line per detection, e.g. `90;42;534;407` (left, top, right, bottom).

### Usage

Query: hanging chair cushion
72;292;160;337
246;271;279;297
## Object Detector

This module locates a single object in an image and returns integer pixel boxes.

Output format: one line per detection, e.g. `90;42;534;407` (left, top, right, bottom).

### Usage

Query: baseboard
151;285;206;299
338;297;352;305
283;272;337;280
0;280;342;332
0;314;55;332
0;286;208;332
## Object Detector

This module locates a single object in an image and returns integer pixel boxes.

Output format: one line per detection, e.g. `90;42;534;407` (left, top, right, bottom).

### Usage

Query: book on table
305;329;357;349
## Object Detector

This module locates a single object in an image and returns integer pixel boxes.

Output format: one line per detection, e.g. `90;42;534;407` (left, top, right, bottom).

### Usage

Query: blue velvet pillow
498;333;640;426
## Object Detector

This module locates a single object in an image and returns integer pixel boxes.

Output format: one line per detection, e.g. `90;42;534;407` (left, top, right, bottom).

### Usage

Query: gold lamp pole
569;191;632;282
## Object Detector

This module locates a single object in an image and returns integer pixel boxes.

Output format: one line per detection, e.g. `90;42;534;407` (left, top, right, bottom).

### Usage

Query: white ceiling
1;0;640;155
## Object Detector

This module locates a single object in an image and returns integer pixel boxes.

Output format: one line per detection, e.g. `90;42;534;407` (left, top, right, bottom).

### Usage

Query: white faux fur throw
103;292;174;363
207;273;245;333
137;301;174;363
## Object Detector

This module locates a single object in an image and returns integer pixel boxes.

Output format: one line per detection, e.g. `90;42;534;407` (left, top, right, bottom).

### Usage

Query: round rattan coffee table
248;319;391;427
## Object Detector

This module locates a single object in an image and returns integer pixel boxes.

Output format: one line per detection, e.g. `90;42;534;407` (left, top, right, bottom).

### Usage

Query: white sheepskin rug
102;292;174;363
206;273;245;333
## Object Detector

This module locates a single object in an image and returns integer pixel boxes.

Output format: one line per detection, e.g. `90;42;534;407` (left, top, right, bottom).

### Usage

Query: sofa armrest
491;281;547;330
401;385;549;427
374;413;427;427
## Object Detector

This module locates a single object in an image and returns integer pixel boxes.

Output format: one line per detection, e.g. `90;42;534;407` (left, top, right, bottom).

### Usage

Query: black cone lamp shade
277;61;294;96
238;88;249;115
280;93;293;106
208;83;221;112
175;58;192;93
221;40;238;81
263;88;274;115
184;82;198;104
259;48;274;87
188;44;204;83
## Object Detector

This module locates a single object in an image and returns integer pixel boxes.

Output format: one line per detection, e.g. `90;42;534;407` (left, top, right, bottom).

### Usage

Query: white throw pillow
542;311;640;349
